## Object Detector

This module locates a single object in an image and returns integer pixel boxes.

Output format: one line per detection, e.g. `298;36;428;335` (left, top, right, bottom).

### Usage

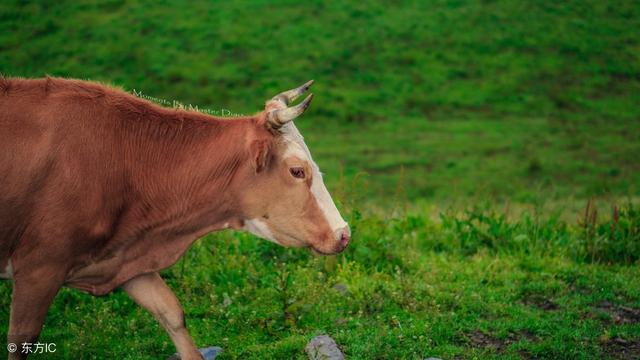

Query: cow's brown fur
1;76;260;294
0;76;345;359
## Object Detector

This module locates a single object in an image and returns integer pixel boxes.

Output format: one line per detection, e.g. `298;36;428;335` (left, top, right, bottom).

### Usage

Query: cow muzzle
335;225;351;251
310;225;351;255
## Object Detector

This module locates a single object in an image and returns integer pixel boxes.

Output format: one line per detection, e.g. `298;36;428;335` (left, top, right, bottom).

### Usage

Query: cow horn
271;80;314;106
267;80;315;129
268;93;314;128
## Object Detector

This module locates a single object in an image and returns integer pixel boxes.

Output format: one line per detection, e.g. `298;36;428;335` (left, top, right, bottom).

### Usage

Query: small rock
305;335;344;360
199;347;223;360
222;292;232;307
168;346;222;360
332;283;350;296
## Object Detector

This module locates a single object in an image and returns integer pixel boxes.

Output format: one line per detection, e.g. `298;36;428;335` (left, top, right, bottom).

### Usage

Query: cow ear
250;139;270;173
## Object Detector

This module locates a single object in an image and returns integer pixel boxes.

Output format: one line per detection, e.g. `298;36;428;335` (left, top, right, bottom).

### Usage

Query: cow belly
65;230;207;296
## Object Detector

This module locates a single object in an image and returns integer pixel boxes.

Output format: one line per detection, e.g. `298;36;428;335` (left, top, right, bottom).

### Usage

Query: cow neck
119;111;253;236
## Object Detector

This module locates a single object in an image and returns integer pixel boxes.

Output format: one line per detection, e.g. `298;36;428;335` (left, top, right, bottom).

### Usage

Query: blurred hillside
1;0;638;207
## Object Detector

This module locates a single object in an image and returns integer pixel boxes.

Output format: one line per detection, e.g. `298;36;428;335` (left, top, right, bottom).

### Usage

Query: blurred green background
1;1;639;359
1;0;638;211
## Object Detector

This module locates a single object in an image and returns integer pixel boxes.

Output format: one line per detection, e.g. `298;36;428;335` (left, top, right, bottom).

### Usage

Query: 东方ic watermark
132;89;245;117
7;342;56;354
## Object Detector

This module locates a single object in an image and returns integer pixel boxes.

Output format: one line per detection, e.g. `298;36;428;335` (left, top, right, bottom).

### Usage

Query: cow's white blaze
280;123;348;232
243;218;278;243
0;260;12;279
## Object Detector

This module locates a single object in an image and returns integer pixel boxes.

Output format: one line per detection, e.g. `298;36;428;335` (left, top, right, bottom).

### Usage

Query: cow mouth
274;229;308;248
273;228;342;255
309;246;333;255
308;243;346;256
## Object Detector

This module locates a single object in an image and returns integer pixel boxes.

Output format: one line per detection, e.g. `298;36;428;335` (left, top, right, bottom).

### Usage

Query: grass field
1;0;639;359
1;205;639;359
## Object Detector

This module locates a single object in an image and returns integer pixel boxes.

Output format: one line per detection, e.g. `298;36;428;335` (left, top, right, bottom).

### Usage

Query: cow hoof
167;346;222;360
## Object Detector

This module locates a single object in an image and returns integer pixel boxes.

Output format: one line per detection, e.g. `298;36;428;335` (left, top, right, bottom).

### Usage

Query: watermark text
132;89;244;117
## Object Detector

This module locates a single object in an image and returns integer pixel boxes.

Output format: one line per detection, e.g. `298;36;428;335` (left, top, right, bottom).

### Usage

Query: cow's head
238;81;350;255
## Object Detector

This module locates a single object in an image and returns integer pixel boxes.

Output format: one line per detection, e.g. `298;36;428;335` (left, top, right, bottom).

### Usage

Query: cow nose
335;225;351;249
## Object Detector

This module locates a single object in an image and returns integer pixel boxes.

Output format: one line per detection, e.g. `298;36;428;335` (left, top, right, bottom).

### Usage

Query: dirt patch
523;294;559;311
518;330;540;343
465;329;539;353
601;337;640;360
596;301;640;324
466;330;507;351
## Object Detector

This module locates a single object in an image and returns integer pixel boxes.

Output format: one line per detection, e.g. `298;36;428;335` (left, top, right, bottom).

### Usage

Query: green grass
1;204;639;359
1;0;638;206
1;0;639;359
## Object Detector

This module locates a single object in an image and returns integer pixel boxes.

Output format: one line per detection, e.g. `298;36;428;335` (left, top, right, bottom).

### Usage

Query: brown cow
0;77;350;359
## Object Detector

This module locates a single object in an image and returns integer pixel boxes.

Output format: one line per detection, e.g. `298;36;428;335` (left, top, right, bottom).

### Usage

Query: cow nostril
340;233;350;247
335;226;350;248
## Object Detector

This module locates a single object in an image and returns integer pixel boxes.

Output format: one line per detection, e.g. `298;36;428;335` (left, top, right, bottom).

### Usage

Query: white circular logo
7;343;17;353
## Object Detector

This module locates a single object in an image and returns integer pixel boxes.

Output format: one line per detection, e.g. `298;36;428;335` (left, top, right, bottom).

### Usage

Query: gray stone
305;335;345;360
168;346;222;360
332;283;350;296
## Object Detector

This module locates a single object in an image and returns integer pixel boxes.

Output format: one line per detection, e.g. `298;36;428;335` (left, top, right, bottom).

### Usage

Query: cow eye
289;167;305;179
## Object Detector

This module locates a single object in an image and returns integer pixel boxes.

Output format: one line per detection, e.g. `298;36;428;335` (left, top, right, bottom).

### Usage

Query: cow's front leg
8;267;65;360
122;272;202;360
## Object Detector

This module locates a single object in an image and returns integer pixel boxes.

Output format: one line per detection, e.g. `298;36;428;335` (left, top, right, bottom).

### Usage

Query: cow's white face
281;123;349;232
241;123;350;254
238;82;350;255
